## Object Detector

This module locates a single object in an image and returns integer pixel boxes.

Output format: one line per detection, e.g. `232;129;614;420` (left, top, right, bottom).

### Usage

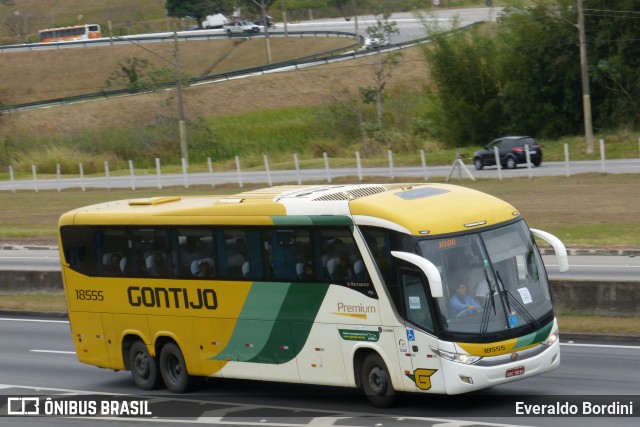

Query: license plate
528;150;537;154
506;366;525;378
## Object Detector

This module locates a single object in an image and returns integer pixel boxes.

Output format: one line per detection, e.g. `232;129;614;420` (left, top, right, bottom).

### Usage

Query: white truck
202;13;227;29
223;19;260;36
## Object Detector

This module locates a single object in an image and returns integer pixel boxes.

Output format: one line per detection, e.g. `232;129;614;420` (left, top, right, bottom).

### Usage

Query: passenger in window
149;253;169;277
331;253;355;282
296;260;314;280
192;258;216;278
134;250;148;276
106;253;124;276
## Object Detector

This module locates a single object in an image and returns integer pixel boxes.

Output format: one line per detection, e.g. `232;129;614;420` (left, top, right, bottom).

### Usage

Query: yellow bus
58;184;568;407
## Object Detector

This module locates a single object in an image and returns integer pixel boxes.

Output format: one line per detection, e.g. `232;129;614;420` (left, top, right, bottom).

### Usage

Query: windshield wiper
496;271;539;329
479;269;497;338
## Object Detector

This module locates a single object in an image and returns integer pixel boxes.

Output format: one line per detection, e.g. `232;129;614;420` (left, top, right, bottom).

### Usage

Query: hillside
1;37;356;105
0;39;430;141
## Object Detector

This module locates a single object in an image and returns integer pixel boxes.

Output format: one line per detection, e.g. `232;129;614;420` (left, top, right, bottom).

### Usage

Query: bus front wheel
129;340;161;390
361;353;396;408
159;342;196;393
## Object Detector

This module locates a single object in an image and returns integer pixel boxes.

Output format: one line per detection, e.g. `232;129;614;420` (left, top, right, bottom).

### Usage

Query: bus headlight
541;330;559;346
431;347;481;365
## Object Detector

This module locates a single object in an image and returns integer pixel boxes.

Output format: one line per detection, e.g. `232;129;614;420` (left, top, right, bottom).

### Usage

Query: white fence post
9;166;15;193
599;138;606;173
181;157;189;188
31;165;38;192
420;149;428;181
355;151;363;182
264;154;272;187
388;150;394;181
207;157;215;188
79;163;85;191
564;143;570;177
493;146;502;180
155;158;162;189
294;153;302;185
104;161;111;191
323;152;331;183
235;155;243;188
129;160;136;190
56;164;61;192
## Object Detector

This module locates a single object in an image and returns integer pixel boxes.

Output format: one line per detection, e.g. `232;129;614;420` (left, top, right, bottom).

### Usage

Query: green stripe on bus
271;215;353;227
250;283;329;364
211;282;329;364
514;321;553;349
211;282;290;362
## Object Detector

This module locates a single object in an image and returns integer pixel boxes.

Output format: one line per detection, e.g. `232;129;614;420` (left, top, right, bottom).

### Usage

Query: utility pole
254;0;272;64
577;0;594;154
281;0;288;36
353;0;359;38
173;31;188;165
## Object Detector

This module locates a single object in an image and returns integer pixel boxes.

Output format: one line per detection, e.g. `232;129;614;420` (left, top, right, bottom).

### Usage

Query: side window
175;228;216;279
218;228;250;279
318;228;362;283
60;225;95;276
401;270;434;333
98;227;128;276
268;228;313;281
129;227;173;278
360;228;392;284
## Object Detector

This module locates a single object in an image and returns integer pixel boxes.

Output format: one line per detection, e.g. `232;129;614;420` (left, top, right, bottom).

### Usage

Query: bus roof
58;183;519;236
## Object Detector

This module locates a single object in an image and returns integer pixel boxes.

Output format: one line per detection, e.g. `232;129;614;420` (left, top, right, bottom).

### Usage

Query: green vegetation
422;0;640;147
1;174;639;251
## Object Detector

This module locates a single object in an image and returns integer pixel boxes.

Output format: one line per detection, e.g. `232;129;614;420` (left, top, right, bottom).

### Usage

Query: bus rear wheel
129;340;161;390
159;342;196;393
361;353;396;408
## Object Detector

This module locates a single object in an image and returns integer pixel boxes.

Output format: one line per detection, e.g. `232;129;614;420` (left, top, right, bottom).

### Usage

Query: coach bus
39;24;101;43
58;183;568;407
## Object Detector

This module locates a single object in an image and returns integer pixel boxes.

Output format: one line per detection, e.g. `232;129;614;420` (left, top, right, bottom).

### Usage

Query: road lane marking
561;342;640;350
0;317;68;323
30;349;75;355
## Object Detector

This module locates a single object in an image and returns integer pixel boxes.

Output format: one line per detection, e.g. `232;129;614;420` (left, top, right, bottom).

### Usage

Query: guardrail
0;30;366;112
1;23;475;113
0;29;357;52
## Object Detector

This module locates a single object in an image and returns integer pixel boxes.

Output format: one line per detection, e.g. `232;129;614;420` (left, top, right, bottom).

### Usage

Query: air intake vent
311;185;387;201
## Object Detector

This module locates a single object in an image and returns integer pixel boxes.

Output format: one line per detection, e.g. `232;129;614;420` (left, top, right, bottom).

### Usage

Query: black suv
473;136;542;170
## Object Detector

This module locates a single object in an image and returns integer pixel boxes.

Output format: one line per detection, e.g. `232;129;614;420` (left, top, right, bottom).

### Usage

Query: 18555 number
75;290;104;301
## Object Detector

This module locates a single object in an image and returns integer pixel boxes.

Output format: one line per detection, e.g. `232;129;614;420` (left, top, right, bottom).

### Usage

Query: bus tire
361;353;396;408
129;340;161;390
159;342;195;393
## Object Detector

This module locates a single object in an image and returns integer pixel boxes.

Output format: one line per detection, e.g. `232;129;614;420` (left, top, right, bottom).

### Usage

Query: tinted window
60;225;372;292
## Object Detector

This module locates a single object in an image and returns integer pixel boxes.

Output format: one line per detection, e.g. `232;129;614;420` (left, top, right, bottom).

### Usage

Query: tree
496;1;581;138
105;57;184;94
587;0;640;129
2;6;47;44
165;0;234;28
420;19;502;147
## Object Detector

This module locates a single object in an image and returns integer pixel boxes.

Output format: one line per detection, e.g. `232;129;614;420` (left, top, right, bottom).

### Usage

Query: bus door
396;268;445;393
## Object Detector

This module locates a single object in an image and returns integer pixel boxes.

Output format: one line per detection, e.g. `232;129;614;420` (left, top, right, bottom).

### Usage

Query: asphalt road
2;159;639;192
0;315;638;426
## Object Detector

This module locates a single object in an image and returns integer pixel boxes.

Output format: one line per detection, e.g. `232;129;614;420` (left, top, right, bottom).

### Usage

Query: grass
1;174;639;250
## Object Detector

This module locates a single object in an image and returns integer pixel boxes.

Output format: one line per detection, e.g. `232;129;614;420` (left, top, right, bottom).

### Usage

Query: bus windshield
417;220;552;338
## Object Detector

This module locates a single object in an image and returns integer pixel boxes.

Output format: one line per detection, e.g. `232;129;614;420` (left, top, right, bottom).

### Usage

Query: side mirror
391;251;443;298
530;228;569;272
